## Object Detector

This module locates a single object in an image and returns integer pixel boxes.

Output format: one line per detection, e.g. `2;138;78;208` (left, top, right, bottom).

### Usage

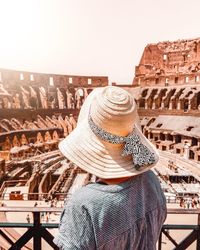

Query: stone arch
139;99;145;108
44;131;52;141
160;133;165;141
75;88;84;109
52;130;59;140
191;137;198;146
29;96;38;109
141;89;148;97
57;87;67;109
20;134;28;145
189;150;195;159
2;137;12;150
146;118;156;127
175;134;181;143
36;132;44;143
167;134;173;141
48;94;57;109
68;86;75;96
66;87;75;109
69;114;77;130
172;99;177;109
65;116;73;133
183;100;189;111
12;135;20;147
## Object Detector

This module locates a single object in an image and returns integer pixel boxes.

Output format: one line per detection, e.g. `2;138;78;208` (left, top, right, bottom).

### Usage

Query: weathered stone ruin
1;37;200;203
0;68;108;202
133;38;200;87
132;38;200;163
0;68;108;112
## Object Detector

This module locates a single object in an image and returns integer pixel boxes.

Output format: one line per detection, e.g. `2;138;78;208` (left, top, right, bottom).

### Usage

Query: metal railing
0;207;200;250
158;209;200;250
1;191;196;205
0;207;60;250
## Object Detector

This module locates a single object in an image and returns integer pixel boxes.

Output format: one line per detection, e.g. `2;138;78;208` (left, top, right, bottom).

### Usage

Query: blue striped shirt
54;170;167;250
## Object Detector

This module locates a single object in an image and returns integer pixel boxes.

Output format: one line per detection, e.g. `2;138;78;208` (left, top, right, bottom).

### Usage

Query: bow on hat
88;115;156;171
122;134;156;170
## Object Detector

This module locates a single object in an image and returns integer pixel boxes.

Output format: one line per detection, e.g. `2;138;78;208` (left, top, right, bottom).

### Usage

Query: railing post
33;211;41;250
197;213;200;250
158;230;162;250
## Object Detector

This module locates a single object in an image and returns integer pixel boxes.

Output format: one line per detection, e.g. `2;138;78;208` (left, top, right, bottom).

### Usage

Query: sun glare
0;1;56;68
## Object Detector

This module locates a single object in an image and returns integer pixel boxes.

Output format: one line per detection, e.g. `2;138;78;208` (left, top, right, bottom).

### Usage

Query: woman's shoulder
66;184;101;207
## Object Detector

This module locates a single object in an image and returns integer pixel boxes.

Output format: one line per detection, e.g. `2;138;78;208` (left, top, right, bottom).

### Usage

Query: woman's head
59;86;159;179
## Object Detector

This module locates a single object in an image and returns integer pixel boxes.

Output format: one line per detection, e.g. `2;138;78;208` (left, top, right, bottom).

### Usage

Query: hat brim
59;117;159;179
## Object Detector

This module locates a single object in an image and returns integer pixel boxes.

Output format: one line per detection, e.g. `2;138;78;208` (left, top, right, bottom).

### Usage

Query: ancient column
21;87;30;109
57;88;65;109
65;116;73;133
177;101;181;110
13;94;21;109
75;90;81;109
66;91;75;109
39;87;48;109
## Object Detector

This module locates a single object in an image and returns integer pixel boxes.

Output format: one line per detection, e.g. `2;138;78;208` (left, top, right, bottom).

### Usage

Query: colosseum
0;38;200;249
133;38;200;162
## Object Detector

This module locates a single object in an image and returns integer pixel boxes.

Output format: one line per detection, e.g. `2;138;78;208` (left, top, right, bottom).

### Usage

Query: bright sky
0;0;200;84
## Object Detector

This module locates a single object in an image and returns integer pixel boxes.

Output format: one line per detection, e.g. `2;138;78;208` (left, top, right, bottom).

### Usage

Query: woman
54;86;166;250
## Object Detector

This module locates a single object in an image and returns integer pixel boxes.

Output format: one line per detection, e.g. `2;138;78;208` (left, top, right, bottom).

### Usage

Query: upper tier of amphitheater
133;37;200;86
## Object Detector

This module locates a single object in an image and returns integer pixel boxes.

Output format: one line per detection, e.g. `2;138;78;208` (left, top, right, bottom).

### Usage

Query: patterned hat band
88;115;156;170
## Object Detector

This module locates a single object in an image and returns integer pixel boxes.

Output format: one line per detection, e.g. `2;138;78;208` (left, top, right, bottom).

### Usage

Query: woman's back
54;170;166;250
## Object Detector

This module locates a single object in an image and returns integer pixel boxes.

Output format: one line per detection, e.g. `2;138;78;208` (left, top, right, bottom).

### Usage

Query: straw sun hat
59;86;159;179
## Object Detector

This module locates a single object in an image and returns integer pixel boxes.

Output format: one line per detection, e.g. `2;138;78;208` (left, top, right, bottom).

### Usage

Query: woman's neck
99;176;135;185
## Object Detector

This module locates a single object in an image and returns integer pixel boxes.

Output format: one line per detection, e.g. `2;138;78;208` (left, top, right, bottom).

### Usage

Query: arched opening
183;100;189;111
45;131;52;141
52;131;59;140
13;135;20;147
21;134;28;145
160;133;165;141
141;89;148;97
139;99;145;108
189;150;194;159
191;137;198;146
2;137;12;150
167;134;173;141
146;118;156;127
175;135;181;143
36;132;44;143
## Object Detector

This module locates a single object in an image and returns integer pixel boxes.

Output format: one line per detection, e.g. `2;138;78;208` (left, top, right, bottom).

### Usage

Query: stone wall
136;85;200;112
0;68;108;88
0;68;108;111
133;38;200;87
